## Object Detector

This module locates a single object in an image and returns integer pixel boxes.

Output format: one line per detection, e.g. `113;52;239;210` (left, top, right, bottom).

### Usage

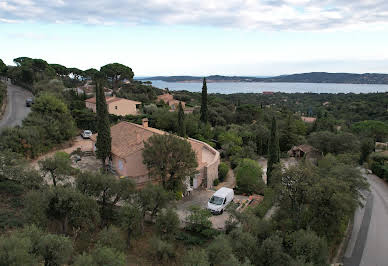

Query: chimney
142;118;149;128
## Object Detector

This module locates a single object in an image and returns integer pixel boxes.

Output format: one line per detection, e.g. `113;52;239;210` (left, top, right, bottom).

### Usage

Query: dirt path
257;157;268;184
216;168;236;189
257;157;298;184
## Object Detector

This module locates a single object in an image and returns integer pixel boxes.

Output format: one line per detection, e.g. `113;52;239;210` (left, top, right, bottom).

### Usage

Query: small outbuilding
288;144;322;162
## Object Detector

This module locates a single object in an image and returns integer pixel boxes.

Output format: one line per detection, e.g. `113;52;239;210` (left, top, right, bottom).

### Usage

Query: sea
145;80;388;94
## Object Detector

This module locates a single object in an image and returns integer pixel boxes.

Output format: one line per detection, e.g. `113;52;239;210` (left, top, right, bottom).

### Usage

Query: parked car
81;130;92;139
207;187;234;215
26;98;34;107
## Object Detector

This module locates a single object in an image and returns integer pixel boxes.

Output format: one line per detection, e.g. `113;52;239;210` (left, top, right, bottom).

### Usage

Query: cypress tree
267;116;280;185
177;102;186;137
95;74;111;171
200;77;208;124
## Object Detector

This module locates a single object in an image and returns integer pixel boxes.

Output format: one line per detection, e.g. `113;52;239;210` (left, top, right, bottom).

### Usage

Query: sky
1;0;388;76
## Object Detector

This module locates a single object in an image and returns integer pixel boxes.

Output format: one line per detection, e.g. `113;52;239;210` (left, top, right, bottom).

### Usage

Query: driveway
257;157;297;184
0;81;32;131
344;171;388;266
31;136;94;169
176;189;248;230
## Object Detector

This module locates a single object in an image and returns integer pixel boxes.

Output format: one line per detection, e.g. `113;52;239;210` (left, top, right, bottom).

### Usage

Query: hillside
144;75;257;82
144;72;388;84
255;72;388;84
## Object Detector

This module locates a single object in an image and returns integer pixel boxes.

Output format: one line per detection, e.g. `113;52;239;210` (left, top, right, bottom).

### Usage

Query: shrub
369;153;388;181
91;246;126;266
96;226;126;252
285;230;328;266
176;231;207;246
235;158;265;195
156;208;180;240
183;248;209;266
185;206;212;238
213;178;220;186
218;162;229;182
149;237;176;262
175;191;183;200
255;188;275;218
207;235;237;265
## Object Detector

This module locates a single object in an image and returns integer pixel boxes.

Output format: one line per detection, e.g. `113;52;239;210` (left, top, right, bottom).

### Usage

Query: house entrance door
193;174;200;189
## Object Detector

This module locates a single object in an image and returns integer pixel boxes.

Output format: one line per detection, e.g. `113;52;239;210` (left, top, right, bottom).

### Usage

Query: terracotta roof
301;116;317;123
91;122;220;173
157;94;173;100
91;121;166;158
291;144;317;153
85;96;141;105
169;99;185;105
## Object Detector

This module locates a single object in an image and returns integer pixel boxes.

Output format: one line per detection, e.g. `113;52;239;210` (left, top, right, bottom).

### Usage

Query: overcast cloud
1;0;388;30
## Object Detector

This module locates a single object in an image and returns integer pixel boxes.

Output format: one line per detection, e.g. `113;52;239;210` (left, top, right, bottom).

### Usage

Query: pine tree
200;77;208;124
95;74;111;170
177;102;186;137
267;116;280;185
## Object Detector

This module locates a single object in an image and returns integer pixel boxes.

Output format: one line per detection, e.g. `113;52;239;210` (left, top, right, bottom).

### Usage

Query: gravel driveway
176;189;248;230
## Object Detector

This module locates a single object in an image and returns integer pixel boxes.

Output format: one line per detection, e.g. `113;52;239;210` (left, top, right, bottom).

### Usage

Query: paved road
0;81;32;131
344;172;388;266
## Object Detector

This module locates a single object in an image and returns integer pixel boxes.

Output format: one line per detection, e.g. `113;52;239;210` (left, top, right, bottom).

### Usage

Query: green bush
213;178;220;186
183;248;209;266
255;188;275;218
185;206;213;238
218;162;229;182
286;230;328;266
0;180;25;196
0;210;25;229
369;153;388;181
0;81;6;109
156;208;180;240
175;191;183;200
175;231;207;246
149;237;176;262
235;158;265;195
96;226;126;252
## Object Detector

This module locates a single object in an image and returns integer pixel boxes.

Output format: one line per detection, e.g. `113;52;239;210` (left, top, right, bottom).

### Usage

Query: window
118;160;124;171
115;106;118;110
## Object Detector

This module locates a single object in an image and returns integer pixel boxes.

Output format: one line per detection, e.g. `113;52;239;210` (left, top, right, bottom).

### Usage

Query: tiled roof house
157;93;186;110
91;119;220;189
85;96;141;116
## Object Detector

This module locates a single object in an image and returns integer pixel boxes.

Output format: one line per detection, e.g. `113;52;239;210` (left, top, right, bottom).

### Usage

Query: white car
81;130;92;139
207;187;234;215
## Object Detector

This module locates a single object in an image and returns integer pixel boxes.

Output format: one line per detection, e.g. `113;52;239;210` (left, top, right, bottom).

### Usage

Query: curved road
344;171;388;266
0;80;32;131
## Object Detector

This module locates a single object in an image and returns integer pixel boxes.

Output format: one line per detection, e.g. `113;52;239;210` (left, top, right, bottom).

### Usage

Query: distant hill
143;72;388;84
145;75;257;82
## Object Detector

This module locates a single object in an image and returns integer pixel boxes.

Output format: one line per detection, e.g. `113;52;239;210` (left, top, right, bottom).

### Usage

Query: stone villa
91;119;220;189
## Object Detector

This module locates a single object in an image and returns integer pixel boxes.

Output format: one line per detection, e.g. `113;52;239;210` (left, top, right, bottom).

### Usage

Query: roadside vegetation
0;80;6;112
0;56;387;265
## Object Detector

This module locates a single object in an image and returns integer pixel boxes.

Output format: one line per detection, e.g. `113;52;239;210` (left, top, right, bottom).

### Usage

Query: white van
207;187;234;215
81;130;92;139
